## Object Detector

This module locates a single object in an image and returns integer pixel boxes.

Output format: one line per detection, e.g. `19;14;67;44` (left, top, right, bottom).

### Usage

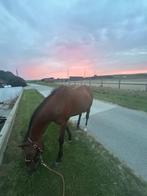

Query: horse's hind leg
85;108;90;127
56;124;66;163
66;125;72;141
77;113;82;129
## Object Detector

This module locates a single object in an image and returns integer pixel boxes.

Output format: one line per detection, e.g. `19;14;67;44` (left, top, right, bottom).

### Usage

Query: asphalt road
28;83;147;181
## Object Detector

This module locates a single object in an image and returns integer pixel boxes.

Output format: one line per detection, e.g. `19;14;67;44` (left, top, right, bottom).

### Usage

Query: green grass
1;89;147;196
93;87;147;112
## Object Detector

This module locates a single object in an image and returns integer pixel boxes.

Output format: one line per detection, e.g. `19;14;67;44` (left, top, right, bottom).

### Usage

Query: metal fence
56;79;147;91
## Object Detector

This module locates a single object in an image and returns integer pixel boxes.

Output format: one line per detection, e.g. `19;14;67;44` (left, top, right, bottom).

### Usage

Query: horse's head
19;138;43;172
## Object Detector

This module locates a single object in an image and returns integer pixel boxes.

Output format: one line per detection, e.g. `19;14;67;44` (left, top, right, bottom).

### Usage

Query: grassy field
1;89;147;196
93;87;147;112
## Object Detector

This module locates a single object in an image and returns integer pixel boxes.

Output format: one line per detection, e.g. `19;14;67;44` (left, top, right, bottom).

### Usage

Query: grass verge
93;87;147;112
0;89;147;196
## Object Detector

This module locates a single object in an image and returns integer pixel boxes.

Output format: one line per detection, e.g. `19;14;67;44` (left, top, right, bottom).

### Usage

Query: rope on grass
40;157;65;196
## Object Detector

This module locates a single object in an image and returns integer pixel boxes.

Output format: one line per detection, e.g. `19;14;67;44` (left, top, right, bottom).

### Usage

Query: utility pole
16;68;19;76
67;67;69;85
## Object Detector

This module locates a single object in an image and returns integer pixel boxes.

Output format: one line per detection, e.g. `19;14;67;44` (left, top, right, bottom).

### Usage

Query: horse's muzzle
25;155;41;173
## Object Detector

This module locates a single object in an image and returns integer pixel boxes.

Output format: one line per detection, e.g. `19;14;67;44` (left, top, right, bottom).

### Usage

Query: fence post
100;78;103;87
145;84;147;91
118;79;121;89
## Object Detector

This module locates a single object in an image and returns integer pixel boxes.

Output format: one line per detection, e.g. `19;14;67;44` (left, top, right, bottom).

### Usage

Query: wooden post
118;79;121;89
100;78;103;87
145;84;147;91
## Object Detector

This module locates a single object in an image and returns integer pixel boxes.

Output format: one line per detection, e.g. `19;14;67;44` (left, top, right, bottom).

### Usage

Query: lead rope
40;156;65;196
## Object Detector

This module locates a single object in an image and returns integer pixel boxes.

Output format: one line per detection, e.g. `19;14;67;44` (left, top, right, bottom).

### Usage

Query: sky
0;0;147;79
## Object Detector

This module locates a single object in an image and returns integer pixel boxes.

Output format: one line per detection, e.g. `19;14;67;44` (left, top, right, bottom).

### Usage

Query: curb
0;89;23;164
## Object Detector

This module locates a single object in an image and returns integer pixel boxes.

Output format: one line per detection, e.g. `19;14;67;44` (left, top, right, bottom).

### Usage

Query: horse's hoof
52;162;57;168
53;161;60;168
84;127;87;132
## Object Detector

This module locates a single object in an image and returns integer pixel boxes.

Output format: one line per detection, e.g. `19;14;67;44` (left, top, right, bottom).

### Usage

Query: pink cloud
22;61;147;80
54;42;94;64
20;40;147;80
96;67;147;76
23;60;95;79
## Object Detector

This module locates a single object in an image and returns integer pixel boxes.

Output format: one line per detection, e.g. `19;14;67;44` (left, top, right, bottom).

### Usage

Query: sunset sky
0;0;147;79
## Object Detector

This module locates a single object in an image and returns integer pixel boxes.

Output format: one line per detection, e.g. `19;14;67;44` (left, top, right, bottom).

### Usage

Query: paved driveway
86;106;147;181
28;83;147;181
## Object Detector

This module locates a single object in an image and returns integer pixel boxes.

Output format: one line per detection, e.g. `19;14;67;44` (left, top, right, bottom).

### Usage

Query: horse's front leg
56;124;66;163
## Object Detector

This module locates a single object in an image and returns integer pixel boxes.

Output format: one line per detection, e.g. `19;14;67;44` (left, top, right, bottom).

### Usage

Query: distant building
56;78;69;82
41;77;55;82
69;76;84;81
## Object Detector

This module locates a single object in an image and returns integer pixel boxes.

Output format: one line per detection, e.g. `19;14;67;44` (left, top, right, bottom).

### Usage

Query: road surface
28;83;147;181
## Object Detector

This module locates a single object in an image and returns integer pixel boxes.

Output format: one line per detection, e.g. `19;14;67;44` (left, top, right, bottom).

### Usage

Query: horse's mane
24;86;66;141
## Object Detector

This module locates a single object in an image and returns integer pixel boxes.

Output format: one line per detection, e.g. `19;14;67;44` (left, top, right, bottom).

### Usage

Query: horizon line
27;71;147;80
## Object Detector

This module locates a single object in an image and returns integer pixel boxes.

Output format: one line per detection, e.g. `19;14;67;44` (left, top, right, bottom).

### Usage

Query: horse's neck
27;98;54;142
28;119;50;143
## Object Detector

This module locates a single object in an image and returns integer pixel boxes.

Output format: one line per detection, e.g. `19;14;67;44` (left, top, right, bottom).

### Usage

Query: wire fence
56;79;147;91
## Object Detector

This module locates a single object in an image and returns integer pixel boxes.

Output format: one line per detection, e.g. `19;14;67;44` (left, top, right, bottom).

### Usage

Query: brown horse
19;85;93;171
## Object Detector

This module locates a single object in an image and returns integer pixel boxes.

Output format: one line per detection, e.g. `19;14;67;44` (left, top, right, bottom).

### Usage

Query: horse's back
73;85;93;102
74;85;93;99
67;85;93;114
